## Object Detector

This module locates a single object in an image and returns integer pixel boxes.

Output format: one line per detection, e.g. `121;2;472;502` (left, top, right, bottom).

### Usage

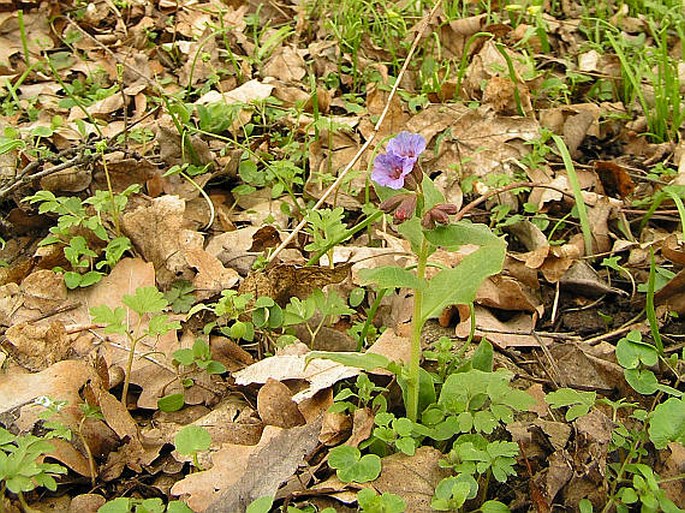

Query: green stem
121;317;144;406
407;236;429;422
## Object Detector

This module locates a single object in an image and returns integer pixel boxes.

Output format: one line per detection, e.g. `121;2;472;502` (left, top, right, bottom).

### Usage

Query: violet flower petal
386;131;427;160
372;153;414;189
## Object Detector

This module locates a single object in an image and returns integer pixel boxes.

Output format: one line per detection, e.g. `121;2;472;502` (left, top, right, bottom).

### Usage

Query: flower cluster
371;131;426;190
373;131;459;228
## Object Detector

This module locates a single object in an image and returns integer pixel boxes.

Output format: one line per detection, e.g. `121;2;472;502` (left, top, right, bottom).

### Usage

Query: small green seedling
165;280;197;314
328;445;381;483
98;497;194;513
430;475;478;511
366;412;417;456
330;372;388;414
174;425;212;471
0;427;67;509
356;488;406;513
90;286;181;405
158;338;227;412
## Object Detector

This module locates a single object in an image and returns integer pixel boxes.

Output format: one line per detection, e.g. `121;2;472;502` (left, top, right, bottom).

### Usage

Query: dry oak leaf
238;263;351;307
0;360;96;431
173;418;323;513
4;321;71;372
373;446;452;513
66;258;180;409
121;195;204;288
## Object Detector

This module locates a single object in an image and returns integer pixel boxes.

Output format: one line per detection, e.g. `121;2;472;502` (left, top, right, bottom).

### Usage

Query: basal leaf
358;266;422;291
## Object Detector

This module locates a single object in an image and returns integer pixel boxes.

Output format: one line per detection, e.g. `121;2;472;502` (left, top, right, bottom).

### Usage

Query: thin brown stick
267;1;444;263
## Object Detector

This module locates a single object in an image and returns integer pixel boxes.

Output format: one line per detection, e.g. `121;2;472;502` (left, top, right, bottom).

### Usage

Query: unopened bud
421;203;457;229
436;203;459;215
394;194;417;223
379;194;407;214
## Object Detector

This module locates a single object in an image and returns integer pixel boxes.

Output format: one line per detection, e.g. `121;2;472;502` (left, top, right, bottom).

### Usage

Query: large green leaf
357;266;422;290
420;240;505;321
424;221;504;248
307;351;391;371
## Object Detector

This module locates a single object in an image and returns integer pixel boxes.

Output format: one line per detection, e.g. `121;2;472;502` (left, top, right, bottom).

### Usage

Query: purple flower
386;131;426;160
372;131;427;190
372;152;415;190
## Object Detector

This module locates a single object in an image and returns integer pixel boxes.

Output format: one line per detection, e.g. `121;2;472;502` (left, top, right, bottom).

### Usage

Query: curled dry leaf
257;378;306;428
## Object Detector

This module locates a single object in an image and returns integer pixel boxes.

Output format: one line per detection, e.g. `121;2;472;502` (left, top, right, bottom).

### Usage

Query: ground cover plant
0;0;684;512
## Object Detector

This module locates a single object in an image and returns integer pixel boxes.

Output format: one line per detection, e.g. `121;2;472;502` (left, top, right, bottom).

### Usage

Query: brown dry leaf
147;398;263;457
4;321;71;371
655;267;685;315
206;226;261;275
661;234;685;266
477;274;543;313
366;328;411;366
455;305;552;348
559;260;625;297
588;196;613;254
0;9;54;67
417;104;540;180
346;407;375;448
359;82;409;140
658;443;685;506
594;160;636;198
47;437;93;478
20;269;67;313
320;411;352;446
39;166;92;193
548;342;625;392
257;378;307;428
482;76;533;116
262;45;306;83
65;258;180;409
121;195;204;288
435;14;487;60
373;447;452;513
210;335;254;372
156;118;214;169
560;409;613;508
69;494;106;513
506;220;550;269
463;40;534;98
306;128;366;209
184;246;240;300
173;418;323;513
0;360;95;430
239;263;352;307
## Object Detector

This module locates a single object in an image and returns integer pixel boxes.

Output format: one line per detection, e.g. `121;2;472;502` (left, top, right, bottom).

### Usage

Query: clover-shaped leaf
616;330;658;369
175;425;211;456
545;388;596;421
649;397;685;449
328;445;381;483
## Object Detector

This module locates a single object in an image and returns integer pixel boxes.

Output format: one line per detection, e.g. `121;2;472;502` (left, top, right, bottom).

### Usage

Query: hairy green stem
407;236;429;422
